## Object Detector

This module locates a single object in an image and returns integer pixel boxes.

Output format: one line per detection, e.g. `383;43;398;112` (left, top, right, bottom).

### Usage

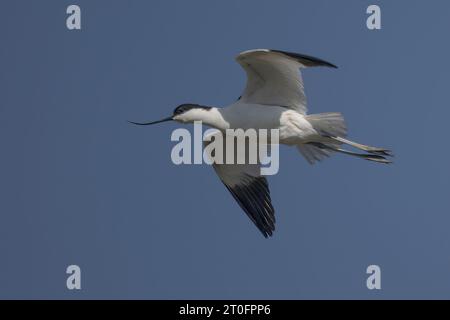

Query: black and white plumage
131;49;393;238
203;129;276;237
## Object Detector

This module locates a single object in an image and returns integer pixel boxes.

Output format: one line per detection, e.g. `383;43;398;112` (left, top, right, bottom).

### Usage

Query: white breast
278;110;316;144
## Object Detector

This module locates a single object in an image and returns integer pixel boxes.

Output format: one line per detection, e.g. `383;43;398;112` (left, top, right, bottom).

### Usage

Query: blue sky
1;0;450;299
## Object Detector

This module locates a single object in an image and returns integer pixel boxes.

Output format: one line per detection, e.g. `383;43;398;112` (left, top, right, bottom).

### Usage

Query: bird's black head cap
173;104;212;116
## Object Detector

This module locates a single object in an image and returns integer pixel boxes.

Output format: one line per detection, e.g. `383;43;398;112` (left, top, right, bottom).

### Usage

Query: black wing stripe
240;186;270;231
251;178;274;216
225;185;264;235
254;178;275;216
244;184;274;230
245;179;274;228
270;49;338;69
223;176;275;238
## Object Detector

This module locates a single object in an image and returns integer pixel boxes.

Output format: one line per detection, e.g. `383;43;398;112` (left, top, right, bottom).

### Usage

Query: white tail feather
298;112;347;164
306;112;347;138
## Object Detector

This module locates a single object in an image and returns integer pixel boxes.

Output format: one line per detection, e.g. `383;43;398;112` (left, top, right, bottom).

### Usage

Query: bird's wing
204;130;275;237
236;49;337;115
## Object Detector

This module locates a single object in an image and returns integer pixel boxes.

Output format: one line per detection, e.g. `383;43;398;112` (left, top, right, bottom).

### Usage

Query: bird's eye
174;105;192;115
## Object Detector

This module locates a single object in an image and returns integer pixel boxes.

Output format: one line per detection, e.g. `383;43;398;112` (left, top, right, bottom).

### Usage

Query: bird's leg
326;136;393;157
309;142;392;164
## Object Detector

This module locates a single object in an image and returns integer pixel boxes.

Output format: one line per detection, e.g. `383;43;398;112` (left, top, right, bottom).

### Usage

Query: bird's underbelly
279;110;318;145
221;104;318;145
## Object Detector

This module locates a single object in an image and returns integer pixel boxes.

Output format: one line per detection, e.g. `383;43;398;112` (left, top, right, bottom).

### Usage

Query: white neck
202;108;230;130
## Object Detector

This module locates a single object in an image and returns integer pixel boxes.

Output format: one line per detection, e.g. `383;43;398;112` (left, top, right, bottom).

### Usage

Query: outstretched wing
236;49;337;114
204;130;275;238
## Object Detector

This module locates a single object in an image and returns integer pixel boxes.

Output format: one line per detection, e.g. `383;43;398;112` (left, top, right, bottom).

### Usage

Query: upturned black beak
128;116;173;126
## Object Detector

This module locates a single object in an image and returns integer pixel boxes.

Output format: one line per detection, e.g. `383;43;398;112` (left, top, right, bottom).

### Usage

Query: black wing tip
257;223;275;238
224;176;276;239
270;49;338;69
262;228;274;238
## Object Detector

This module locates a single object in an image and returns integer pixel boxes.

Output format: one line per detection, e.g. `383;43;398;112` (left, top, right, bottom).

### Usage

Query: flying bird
130;49;393;238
